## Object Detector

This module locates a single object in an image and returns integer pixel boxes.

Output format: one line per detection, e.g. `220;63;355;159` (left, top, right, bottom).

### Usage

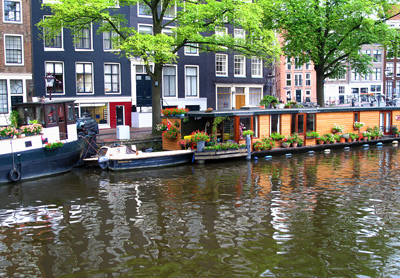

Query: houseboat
161;106;400;157
0;100;91;183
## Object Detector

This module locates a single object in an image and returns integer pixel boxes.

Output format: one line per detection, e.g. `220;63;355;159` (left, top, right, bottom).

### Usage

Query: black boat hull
0;139;85;183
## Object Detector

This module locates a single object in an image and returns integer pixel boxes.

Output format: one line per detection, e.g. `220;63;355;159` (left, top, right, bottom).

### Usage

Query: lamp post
44;73;55;100
384;68;392;106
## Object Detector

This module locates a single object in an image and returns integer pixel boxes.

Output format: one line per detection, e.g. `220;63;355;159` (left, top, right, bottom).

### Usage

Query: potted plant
156;123;168;132
259;95;278;109
333;134;340;143
362;131;371;140
191;130;210;152
317;135;327;144
163;126;179;141
354;121;365;130
242;130;254;137
306;131;319;138
270;132;285;141
161;107;189;117
0;126;19;139
20;123;43;136
325;133;335;144
350;133;358;142
177;139;191;150
332;124;344;133
44;141;64;150
290;133;303;147
391;126;399;137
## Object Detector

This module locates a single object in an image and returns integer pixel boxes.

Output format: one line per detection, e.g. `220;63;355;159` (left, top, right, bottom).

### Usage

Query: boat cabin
14;100;78;143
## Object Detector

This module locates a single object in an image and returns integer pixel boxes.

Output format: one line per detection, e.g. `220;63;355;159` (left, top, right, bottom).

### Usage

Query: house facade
0;0;33;126
31;3;275;129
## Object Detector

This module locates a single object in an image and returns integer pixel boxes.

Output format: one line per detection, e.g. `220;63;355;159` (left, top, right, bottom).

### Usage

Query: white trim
162;64;178;98
44;61;65;96
184;43;199;56
4;34;24;66
2;0;22;24
185;65;199;98
104;62;121;95
138;23;153;35
43;16;64;51
74;23;93;51
137;1;152;18
75;62;94;95
234;55;246;77
251;56;262;78
215;53;228;76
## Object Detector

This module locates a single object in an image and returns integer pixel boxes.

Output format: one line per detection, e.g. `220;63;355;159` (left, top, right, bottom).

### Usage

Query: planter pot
339;138;346;143
318;140;325;145
346;138;352;142
197;140;205;152
292;142;298;148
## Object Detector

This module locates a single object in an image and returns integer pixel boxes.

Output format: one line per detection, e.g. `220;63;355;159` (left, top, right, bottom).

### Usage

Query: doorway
136;74;152;108
295;89;302;102
380;111;392;134
116;106;124;126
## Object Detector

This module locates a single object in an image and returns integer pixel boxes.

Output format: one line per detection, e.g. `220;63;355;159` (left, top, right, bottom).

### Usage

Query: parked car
76;116;99;137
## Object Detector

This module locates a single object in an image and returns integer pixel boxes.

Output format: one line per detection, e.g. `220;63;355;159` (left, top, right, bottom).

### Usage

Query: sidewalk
97;127;157;143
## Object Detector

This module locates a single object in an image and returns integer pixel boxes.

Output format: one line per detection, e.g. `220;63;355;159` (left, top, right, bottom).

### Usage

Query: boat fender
8;169;21;182
363;144;369;148
265;155;272;160
324;149;331;153
254;157;258;160
285;153;292;157
307;151;314;155
98;156;109;170
376;142;383;146
192;155;195;163
392;140;398;145
344;147;350;150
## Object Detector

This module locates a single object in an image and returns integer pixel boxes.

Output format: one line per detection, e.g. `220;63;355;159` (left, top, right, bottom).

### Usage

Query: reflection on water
0;146;400;277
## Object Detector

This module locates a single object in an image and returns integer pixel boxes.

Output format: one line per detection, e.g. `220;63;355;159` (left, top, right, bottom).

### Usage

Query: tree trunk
315;65;325;107
151;63;163;134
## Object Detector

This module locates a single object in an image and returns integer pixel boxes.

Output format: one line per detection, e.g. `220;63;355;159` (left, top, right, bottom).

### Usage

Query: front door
295;89;302;102
57;104;67;139
380;111;392;134
136;74;152;107
235;95;245;109
116;106;124;126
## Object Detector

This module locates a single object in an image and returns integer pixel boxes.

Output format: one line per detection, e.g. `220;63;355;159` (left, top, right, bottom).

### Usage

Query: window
396;81;400;97
373;50;382;62
163;66;176;97
138;1;151;16
397;63;400;77
339;86;345;94
185;66;198;97
251;57;262;77
104;63;120;94
286;73;291;86
294;73;302;86
294;57;302;70
4;0;21;23
4;35;22;65
270;114;280;134
164;2;176;18
354;112;360;124
216;54;227;76
103;30;118;51
362;49;371;56
234;29;245;41
387;81;393;98
234;55;245;77
76;63;93;94
217;87;231;110
239;116;258;139
371;85;381;92
75;25;92;50
386;48;394;59
0;80;8;114
305;73;311;86
45;62;64;94
10;80;22;94
352;70;360;81
138;24;153;35
363;72;370;80
44;30;62;49
286;57;291;70
386;63;394;76
184;43;198;55
215;26;227;37
372;68;381;80
305;61;311;70
249;87;262;106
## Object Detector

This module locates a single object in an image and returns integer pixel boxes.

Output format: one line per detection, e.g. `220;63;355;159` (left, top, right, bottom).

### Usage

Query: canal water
0;144;400;277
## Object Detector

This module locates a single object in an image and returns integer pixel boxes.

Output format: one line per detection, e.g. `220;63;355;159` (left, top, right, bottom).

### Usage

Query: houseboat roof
187;106;400;118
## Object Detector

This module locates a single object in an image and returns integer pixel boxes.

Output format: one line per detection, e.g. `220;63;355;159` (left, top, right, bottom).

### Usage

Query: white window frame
234;55;245;77
386;63;394;77
372;68;381;81
234;29;245;40
103;30;118;51
294;57;302;70
251;56;262;78
104;63;121;94
373;49;382;62
74;24;93;51
286;57;291;70
216;54;228;76
138;24;153;35
162;65;177;98
43;16;63;51
184;43;198;56
3;0;22;24
294;73;303;86
305;72;311;86
137;1;152;17
286;73;291;86
216;86;232;110
45;61;65;95
4;34;23;66
270;114;280;134
249;87;262;106
397;63;400;77
215;26;227;37
164;2;176;18
185;65;199;97
76;62;94;95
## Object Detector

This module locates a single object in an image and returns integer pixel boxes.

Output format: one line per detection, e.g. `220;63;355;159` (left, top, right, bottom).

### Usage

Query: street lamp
384;68;392;106
44;72;55;100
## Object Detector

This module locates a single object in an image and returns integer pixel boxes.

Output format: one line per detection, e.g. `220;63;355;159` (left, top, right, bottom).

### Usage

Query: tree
264;0;400;107
39;0;279;132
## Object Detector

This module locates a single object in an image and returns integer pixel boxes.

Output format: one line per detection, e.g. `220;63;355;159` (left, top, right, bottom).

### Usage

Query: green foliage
259;95;278;107
9;110;19;128
270;132;285;140
253;137;275;151
267;0;400;107
212;117;227;142
306;131;319;138
242;130;254;136
163;127;179;140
